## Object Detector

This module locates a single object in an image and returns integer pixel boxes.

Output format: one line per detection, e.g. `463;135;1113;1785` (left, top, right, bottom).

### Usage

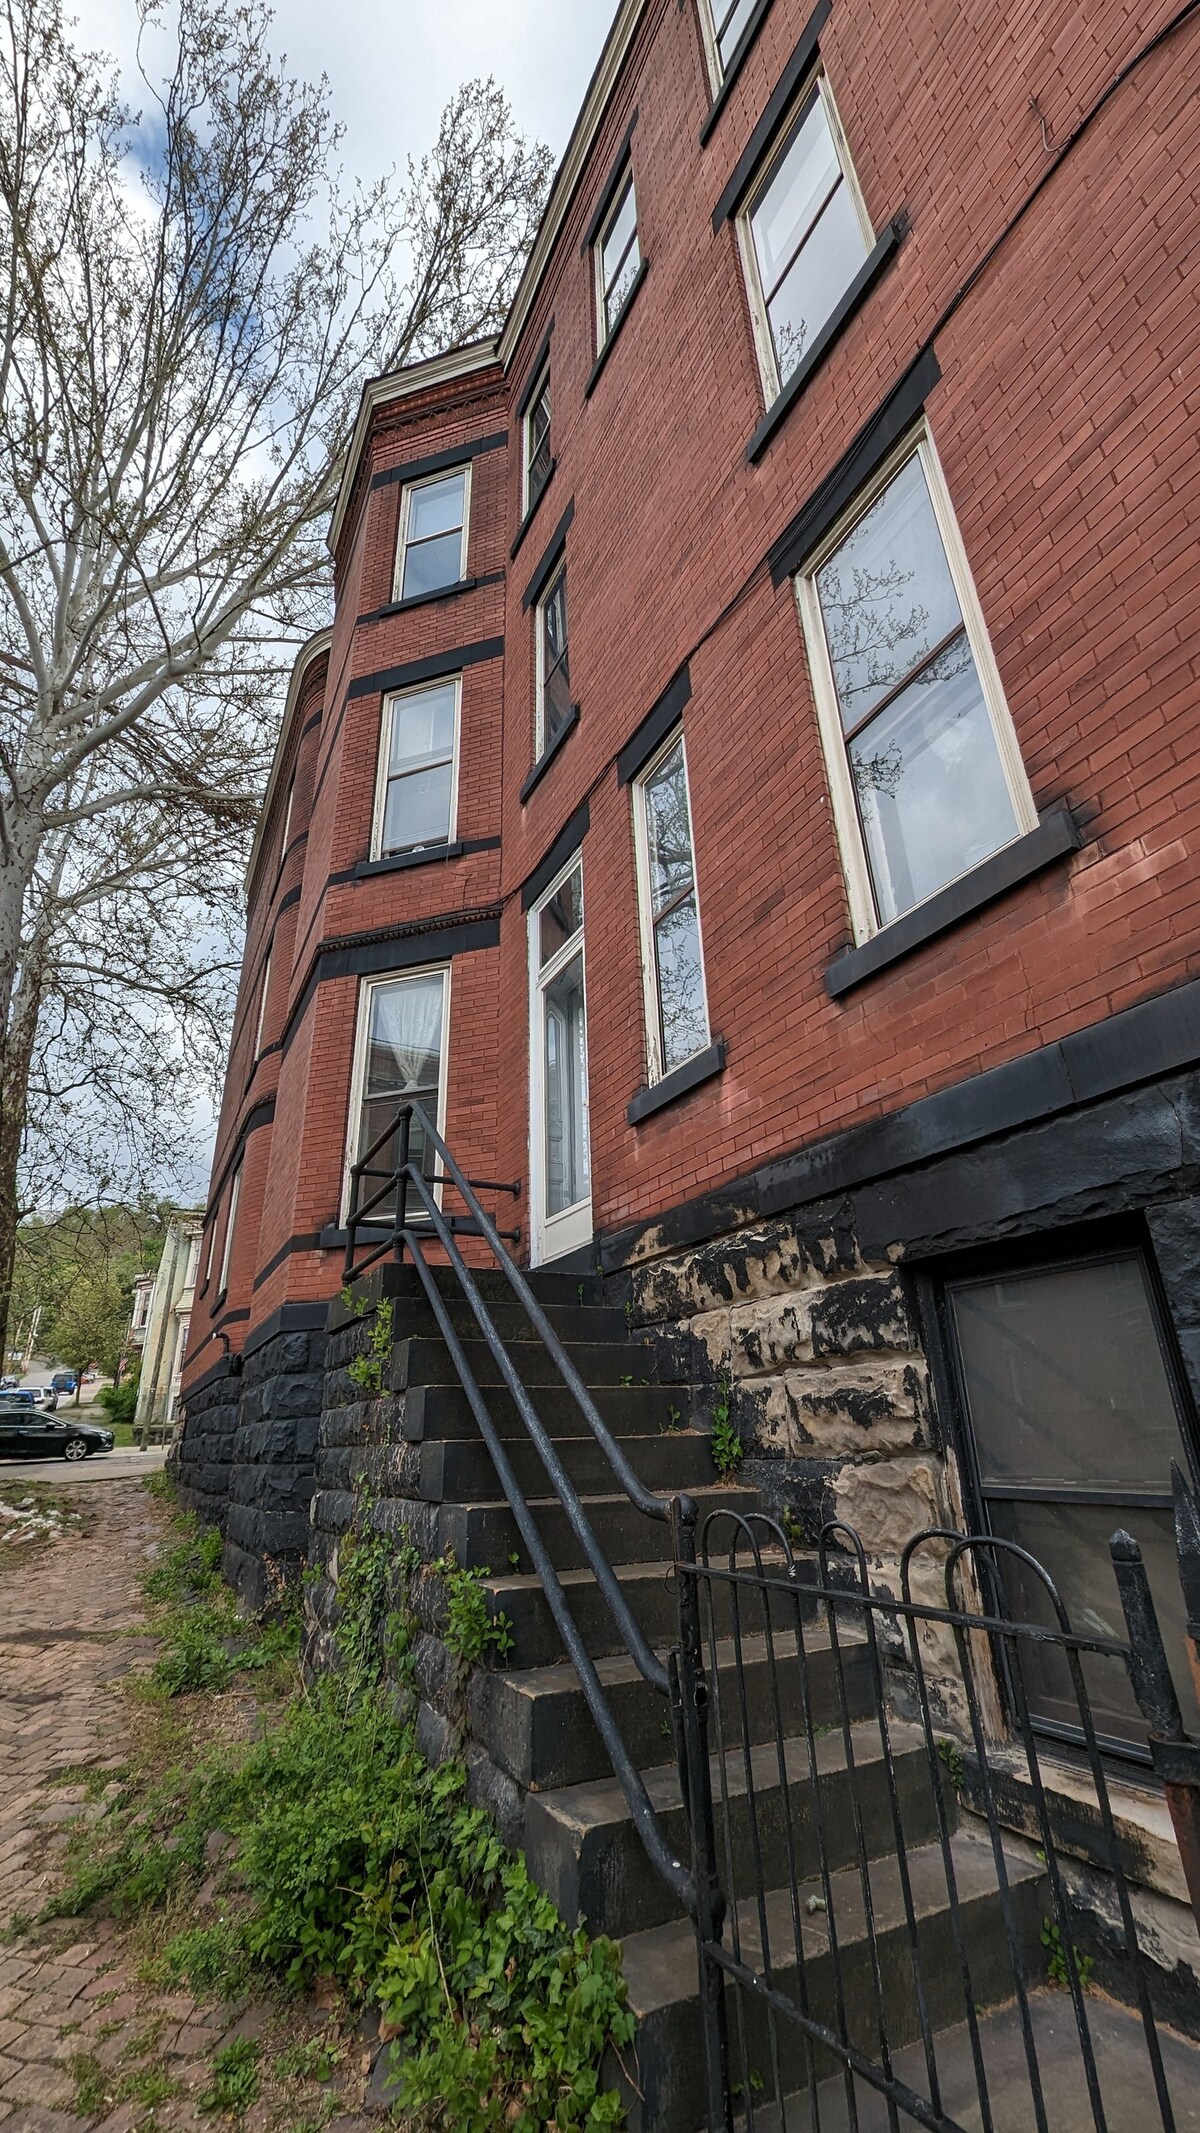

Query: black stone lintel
747;221;904;465
519;705;580;803
361;574;503;624
825;807;1083;998
354;835;500;882
628;1038;727;1125
585;258;650;400
520;800;591;910
710;0;832;226
617;665;692;786
582;111;640;252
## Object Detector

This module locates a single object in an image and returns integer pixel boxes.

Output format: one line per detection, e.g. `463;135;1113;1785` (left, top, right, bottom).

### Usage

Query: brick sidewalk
0;1480;371;2132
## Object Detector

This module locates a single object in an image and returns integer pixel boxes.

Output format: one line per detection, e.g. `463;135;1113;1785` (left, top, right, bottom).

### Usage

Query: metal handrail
342;1099;698;1911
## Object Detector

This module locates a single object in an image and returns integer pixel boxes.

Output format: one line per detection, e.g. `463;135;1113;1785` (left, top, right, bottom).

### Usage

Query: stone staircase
314;1261;1073;2133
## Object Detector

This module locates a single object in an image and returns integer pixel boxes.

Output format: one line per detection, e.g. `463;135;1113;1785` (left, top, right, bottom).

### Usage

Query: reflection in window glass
537;563;571;754
709;0;757;72
950;1254;1200;1748
356;971;446;1217
380;680;457;855
638;738;709;1077
397;469;467;601
598;171;641;343
748;82;868;388
812;451;1021;924
525;372;552;512
544;952;590;1216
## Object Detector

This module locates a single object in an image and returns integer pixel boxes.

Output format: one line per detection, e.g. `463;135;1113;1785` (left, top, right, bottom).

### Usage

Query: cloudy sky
77;0;618;179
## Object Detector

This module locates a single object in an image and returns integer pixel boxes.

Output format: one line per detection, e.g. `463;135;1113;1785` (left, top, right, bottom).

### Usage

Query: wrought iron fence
671;1505;1200;2133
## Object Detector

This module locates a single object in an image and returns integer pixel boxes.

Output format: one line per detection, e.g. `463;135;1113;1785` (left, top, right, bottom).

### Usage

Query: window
523;367;552;515
393;467;469;602
281;776;295;857
218;1166;241;1294
529;859;591;1260
535;562;571;756
373;678;459;858
184;1236;201;1289
595;166;641;347
254;949;271;1056
944;1249;1200;1754
742;74;871;397
204;1213;218;1287
344;968;449;1225
633;734;710;1080
797;436;1035;937
700;0;759;80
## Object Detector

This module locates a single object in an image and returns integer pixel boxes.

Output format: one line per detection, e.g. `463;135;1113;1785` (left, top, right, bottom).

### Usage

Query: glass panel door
529;859;591;1261
948;1250;1200;1754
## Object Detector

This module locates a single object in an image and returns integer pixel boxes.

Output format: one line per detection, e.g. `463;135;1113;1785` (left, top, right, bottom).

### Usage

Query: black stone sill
361;576;489;625
628;1037;727;1124
510;463;557;561
699;0;778;147
356;841;463;880
519;703;580;803
747;221;903;464
825;806;1082;1000
584;258;650;400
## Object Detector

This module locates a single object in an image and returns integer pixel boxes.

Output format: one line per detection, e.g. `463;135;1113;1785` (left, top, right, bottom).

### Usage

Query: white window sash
795;426;1038;945
218;1167;241;1294
534;565;570;758
370;676;462;861
738;70;874;405
633;731;712;1085
593;169;639;351
392;464;472;604
523;368;552;514
340;966;452;1227
254;949;271;1056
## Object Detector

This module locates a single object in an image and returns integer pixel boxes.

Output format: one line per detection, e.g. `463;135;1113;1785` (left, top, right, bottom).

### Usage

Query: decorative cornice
327;341;501;558
245;629;332;893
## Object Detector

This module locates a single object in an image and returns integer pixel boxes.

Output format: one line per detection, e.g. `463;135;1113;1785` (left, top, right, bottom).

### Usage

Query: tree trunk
0;847;47;1367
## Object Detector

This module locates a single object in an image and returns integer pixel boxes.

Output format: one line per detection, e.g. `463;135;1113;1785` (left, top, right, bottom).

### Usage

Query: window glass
598;171;641;341
749;83;868;388
812;450;1021;925
537;564;571;753
639;739;710;1077
379;679;456;855
949;1254;1199;1748
398;469;467;600
544;952;590;1216
526;373;552;511
357;971;446;1208
539;863;583;969
711;0;757;70
218;1167;240;1293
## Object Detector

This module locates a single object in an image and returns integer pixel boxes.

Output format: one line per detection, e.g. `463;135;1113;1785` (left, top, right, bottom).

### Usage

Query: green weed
346;1297;394;1398
1042;1918;1095;1991
710;1375;744;1480
199;2036;260;2114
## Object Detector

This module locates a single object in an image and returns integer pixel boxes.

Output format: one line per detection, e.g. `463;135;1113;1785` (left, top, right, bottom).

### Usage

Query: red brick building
180;0;1200;1759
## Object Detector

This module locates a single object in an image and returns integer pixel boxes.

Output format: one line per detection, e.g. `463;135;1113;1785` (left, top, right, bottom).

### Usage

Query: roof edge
245;628;333;894
327;340;501;559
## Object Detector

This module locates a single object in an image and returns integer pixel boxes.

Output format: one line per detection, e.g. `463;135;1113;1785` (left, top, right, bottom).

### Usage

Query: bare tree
0;0;553;1355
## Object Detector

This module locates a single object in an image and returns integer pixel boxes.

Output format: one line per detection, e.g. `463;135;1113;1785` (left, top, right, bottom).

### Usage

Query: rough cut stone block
730;1294;815;1376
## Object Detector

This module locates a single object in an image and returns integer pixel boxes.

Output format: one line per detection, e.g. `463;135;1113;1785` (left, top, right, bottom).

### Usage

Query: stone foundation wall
222;1319;327;1610
172;1361;241;1529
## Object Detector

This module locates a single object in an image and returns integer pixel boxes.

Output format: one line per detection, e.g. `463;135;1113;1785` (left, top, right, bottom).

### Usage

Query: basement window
393;466;470;602
372;677;460;859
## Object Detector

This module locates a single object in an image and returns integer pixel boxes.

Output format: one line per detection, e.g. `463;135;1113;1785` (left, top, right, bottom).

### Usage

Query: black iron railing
343;1099;694;1908
673;1507;1200;2133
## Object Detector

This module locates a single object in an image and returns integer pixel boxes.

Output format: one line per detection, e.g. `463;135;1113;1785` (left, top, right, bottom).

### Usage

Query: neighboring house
134;1213;203;1440
185;0;1200;1681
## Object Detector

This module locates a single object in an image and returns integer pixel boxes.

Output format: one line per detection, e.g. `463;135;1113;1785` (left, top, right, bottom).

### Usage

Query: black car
0;1395;113;1461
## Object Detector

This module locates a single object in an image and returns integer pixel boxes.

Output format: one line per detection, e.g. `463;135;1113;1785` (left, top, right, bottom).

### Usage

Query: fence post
1110;1504;1200;1934
672;1494;732;2133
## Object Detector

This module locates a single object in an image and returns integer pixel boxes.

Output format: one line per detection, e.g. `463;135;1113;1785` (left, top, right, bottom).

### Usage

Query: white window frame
736;68;874;406
281;775;295;858
254;947;272;1057
522;364;552;515
184;1236;201;1289
340;966;452;1227
370;675;462;861
218;1165;241;1295
534;560;571;759
697;0;759;91
527;854;592;1265
392;464;472;604
593;165;640;353
795;426;1038;946
632;729;712;1085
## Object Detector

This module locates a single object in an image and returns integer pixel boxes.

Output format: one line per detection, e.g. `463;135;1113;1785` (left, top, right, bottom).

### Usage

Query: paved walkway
0;1480;371;2132
0;1452;167;1487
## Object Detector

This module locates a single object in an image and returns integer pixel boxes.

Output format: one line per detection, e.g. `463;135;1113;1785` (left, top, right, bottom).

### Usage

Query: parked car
0;1373;18;1389
30;1387;58;1410
0;1395;113;1460
50;1371;78;1394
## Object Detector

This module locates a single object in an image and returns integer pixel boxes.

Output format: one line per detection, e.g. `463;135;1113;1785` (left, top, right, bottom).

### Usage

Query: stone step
470;1628;873;1791
418;1429;716;1506
436;1484;758;1575
744;1991;1200;2132
333;1263;606;1324
616;1828;1048;2133
391;1296;632;1347
401;1379;695;1443
394;1334;668;1391
524;1719;941;1938
478;1549;822;1669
